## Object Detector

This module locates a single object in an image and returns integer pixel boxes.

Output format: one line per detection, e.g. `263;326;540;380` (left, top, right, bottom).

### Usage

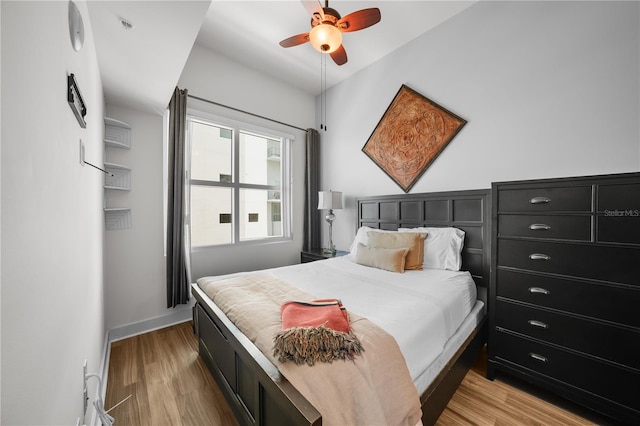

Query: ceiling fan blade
337;8;381;33
300;0;324;21
330;44;348;66
279;33;310;48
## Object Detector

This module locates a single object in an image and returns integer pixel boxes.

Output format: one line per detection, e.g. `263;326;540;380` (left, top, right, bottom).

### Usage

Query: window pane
239;189;282;240
191;120;232;182
239;132;281;186
191;186;232;246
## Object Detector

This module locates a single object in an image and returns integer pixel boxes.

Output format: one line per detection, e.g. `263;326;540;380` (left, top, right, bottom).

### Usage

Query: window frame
186;109;293;250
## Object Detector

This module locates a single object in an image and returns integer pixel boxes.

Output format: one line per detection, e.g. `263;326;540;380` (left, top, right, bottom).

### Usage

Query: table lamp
317;190;342;255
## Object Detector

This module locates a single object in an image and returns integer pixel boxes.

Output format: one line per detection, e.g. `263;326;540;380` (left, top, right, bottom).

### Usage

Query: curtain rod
187;94;307;132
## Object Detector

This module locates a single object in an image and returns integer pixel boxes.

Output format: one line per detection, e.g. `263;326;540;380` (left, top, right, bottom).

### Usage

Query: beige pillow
354;243;409;273
367;231;426;270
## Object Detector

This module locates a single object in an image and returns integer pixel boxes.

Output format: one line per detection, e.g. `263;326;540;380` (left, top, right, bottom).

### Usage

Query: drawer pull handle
529;253;551;261
529;353;548;363
529;223;551;231
528;320;549;329
529;196;551;204
529;287;550;295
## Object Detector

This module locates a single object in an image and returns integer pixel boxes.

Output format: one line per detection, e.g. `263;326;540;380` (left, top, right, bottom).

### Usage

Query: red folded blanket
273;299;364;365
280;299;351;333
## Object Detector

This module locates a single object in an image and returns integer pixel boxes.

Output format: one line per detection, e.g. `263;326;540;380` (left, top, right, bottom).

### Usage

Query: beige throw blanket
199;272;422;426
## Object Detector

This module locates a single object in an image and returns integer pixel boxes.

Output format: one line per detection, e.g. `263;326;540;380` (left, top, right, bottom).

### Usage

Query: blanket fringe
273;325;364;366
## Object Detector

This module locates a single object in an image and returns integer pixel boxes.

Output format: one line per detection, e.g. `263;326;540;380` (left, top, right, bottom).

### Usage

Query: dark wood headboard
356;189;491;288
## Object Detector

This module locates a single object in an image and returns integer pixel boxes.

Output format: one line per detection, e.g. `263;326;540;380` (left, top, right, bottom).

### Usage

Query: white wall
179;44;315;280
320;0;640;252
1;1;106;424
103;106;186;331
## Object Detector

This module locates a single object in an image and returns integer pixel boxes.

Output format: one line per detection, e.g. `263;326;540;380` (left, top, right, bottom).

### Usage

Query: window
187;113;292;248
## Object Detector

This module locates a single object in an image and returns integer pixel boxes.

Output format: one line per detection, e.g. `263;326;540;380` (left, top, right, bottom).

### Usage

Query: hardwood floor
435;350;613;426
105;321;238;426
106;321;613;425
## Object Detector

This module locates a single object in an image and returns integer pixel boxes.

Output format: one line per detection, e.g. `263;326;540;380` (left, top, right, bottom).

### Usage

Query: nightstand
300;248;349;263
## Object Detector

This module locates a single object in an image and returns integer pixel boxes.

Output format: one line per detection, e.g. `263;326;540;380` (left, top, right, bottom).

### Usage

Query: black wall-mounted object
67;73;86;128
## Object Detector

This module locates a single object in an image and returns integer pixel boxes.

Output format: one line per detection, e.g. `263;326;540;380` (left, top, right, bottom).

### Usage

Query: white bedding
197;254;484;394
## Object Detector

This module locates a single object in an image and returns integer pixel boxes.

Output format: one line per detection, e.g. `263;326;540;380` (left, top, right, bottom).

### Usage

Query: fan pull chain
320;53;327;131
320;53;324;131
319;52;323;130
324;54;327;131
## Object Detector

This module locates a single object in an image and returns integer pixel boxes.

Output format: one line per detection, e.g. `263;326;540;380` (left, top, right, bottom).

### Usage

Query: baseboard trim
108;303;194;343
88;334;112;426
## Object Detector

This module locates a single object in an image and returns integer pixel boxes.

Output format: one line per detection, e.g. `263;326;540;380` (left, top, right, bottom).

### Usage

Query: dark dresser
488;172;640;423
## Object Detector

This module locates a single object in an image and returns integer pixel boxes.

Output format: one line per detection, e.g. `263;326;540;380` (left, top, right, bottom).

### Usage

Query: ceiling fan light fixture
309;24;342;54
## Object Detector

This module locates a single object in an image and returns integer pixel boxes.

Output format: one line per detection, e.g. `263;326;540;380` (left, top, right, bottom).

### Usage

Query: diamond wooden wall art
362;85;467;192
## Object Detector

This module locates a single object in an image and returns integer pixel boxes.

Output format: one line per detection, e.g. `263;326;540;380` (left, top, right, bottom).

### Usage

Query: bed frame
192;189;491;426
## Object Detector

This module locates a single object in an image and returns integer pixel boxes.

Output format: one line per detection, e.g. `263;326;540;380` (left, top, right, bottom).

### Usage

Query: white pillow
399;227;465;271
349;226;372;254
349;226;398;255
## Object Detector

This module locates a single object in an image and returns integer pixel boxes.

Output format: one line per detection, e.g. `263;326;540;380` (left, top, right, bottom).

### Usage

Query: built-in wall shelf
104;117;132;230
105;208;131;231
104;163;131;190
104;117;131;149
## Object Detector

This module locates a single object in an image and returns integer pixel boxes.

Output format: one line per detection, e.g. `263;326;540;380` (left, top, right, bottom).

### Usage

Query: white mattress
197;254;485;394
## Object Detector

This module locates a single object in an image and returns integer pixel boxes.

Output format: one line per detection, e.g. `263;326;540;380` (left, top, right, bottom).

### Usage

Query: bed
192;189;491;426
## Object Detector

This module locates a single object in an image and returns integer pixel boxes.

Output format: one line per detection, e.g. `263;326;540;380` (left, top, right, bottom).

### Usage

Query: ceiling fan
279;1;382;66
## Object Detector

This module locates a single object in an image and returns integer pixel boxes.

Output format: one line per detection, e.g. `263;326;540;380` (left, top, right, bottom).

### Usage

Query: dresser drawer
494;331;640;412
498;214;591;241
598;214;640;245
496;269;640;328
498;186;592;213
495;300;640;369
597;183;640;244
598;182;640;211
497;239;640;285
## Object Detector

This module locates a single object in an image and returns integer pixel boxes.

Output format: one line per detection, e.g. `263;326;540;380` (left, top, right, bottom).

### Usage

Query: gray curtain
166;87;191;308
303;128;321;251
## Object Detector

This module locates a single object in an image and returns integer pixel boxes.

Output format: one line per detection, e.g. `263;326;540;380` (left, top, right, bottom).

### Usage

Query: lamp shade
309;24;342;54
318;190;343;210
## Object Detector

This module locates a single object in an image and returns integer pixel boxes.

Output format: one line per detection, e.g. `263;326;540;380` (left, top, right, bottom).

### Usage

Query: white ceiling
88;1;475;112
196;1;475;95
87;0;211;114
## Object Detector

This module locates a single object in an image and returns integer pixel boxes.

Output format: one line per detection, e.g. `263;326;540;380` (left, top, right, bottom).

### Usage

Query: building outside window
187;113;291;248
